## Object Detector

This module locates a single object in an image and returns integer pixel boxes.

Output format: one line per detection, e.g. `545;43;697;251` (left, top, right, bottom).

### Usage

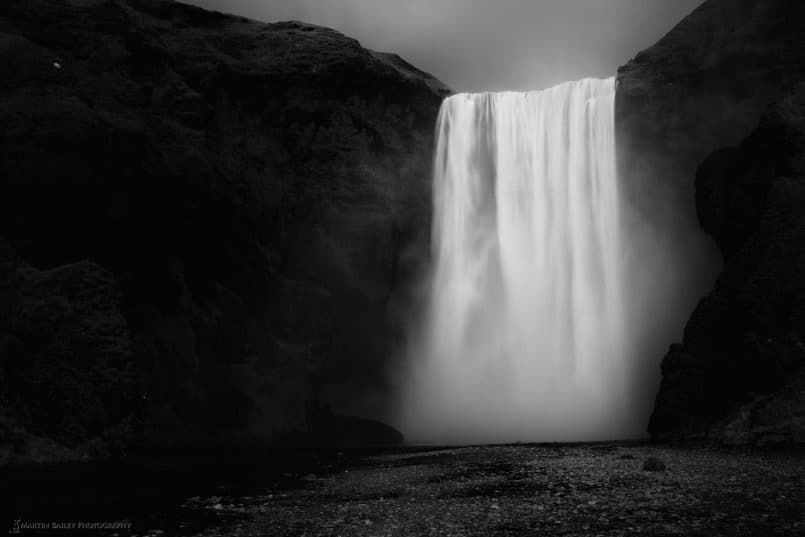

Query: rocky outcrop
618;0;805;199
0;241;140;461
616;0;805;443
649;86;805;443
0;0;447;455
615;0;805;430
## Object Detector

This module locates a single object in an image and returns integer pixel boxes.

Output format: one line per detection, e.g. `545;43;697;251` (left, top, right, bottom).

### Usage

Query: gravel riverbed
186;444;804;537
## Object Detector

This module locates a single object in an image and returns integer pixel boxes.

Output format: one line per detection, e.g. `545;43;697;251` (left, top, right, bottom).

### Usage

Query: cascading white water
399;77;636;443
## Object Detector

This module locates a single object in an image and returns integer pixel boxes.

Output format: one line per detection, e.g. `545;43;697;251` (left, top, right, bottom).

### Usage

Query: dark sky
185;0;703;92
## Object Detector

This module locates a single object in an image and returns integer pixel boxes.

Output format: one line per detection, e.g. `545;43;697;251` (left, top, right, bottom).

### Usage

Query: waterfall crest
399;77;634;443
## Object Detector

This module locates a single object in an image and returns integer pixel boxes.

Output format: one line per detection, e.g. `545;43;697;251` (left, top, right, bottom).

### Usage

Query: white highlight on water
399;77;635;443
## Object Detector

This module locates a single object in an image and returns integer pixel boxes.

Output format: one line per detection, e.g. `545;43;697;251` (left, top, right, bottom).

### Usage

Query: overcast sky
184;0;703;92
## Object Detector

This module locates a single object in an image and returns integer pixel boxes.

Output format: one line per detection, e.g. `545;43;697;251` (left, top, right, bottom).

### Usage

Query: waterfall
399;77;635;443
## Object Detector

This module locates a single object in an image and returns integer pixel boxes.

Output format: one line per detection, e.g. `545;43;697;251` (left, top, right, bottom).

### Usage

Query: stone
642;456;667;472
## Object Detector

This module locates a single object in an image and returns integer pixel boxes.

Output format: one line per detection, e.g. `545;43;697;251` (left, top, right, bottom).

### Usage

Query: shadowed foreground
190;444;804;537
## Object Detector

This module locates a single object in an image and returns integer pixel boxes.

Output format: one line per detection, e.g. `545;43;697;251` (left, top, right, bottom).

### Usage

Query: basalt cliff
0;0;446;461
617;0;805;444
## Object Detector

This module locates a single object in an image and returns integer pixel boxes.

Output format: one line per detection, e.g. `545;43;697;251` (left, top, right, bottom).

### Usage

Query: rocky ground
179;444;805;537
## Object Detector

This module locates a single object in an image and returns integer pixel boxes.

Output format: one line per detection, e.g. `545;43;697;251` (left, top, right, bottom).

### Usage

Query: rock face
617;0;805;274
0;241;140;460
618;0;805;199
615;0;805;427
620;0;805;443
650;86;805;443
0;0;446;454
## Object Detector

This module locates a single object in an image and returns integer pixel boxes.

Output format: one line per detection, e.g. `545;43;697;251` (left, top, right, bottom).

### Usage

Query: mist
184;0;703;92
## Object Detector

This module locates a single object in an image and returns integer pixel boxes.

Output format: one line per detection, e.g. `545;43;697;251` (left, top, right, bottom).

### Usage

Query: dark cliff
0;0;447;459
618;0;805;203
616;0;805;443
650;86;805;444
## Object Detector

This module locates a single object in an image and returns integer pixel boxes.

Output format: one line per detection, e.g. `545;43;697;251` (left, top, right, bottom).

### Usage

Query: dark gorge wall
0;0;446;460
650;85;805;444
617;0;805;443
